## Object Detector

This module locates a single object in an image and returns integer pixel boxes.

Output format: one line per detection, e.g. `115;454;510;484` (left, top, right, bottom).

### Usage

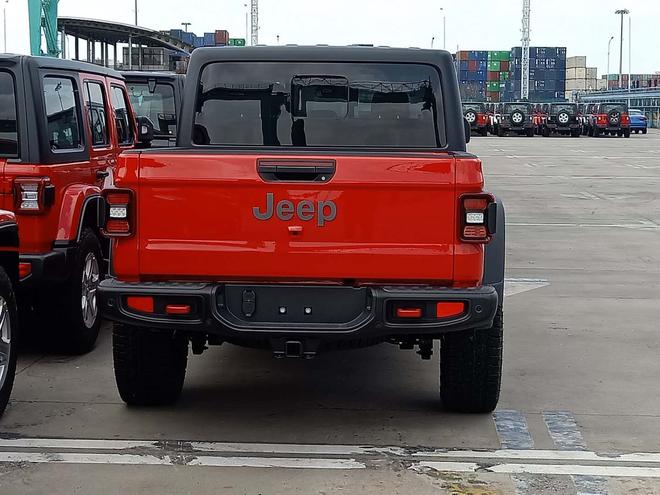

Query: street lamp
244;3;249;45
3;0;8;53
440;7;446;50
181;22;191;32
615;9;629;89
607;36;614;90
431;36;435;49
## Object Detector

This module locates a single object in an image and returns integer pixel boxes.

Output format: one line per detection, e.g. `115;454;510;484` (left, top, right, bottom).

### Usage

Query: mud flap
483;197;505;302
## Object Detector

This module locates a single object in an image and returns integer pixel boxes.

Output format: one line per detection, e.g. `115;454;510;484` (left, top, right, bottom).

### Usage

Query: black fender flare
483;197;505;304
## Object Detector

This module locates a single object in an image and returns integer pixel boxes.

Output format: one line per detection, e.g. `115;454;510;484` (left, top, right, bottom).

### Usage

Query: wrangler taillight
597;115;608;124
621;113;630;125
460;194;496;243
13;178;55;214
102;189;133;237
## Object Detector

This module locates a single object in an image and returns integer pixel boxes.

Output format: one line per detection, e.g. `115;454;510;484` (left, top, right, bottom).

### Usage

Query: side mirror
136;116;154;148
463;117;471;144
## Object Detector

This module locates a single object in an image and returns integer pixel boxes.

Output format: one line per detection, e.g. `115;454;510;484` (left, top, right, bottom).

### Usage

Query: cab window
111;86;134;146
0;71;18;157
43;77;83;151
84;81;109;147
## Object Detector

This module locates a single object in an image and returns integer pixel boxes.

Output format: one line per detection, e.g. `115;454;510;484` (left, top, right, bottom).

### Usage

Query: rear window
551;104;576;113
503;103;530;113
0;71;18;157
600;103;626;113
463;103;485;113
194;62;442;148
127;81;177;138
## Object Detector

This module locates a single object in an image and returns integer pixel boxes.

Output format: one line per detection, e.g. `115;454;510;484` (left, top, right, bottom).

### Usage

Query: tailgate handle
257;161;335;182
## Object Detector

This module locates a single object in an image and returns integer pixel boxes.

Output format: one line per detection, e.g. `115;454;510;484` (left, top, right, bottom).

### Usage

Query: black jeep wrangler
541;103;581;138
497;102;535;137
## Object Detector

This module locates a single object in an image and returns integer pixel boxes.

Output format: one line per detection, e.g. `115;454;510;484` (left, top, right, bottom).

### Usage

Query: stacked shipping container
456;50;488;101
602;73;660;90
504;47;567;102
486;51;510;102
565;56;598;99
168;29;234;48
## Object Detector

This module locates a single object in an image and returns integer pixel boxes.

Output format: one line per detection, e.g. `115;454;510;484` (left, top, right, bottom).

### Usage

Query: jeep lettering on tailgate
253;193;337;226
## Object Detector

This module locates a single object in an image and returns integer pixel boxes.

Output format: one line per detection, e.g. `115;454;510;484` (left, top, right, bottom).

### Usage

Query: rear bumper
99;280;499;344
19;247;76;289
546;123;580;130
630;122;648;129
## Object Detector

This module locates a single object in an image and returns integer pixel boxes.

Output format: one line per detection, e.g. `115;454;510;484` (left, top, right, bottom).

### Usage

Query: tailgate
137;153;456;283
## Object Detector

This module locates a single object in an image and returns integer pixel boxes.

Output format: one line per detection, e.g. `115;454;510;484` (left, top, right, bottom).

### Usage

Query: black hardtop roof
121;70;184;82
188;45;453;66
0;53;124;79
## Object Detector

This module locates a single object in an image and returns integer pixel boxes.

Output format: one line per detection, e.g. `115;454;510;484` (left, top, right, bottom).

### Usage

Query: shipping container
477;60;488;71
566;56;587;69
193;36;204;48
215;30;229;45
169;29;184;40
488;61;501;72
468;60;478;71
228;38;246;46
181;32;194;45
204;32;215;46
567;67;587;80
487;81;500;92
459;60;469;71
457;51;470;61
586;67;597;79
488;71;499;82
501;60;510;71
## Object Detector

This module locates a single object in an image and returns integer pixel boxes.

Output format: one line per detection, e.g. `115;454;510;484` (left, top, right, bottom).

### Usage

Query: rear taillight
621;114;630;125
102;189;133;237
13;178;55;214
597;115;607;124
460;194;496;243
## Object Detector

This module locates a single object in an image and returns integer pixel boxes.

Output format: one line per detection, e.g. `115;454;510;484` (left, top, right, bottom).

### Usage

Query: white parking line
415;462;660;478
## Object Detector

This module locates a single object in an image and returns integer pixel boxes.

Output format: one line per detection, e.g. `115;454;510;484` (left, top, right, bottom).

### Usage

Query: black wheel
634;129;640;134
113;324;188;406
497;126;505;137
440;307;503;413
571;129;581;138
51;228;103;354
526;127;535;137
0;267;18;417
480;127;488;137
542;126;550;137
624;129;631;138
510;110;525;127
642;128;647;135
593;127;600;137
464;110;477;125
617;130;624;137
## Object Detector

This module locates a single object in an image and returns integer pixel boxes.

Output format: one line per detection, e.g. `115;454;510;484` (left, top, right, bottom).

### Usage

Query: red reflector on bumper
396;308;423;318
127;296;154;313
436;302;466;318
19;262;32;279
165;304;191;315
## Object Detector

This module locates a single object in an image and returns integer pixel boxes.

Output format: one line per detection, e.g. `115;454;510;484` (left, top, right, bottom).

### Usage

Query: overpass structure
57;17;194;69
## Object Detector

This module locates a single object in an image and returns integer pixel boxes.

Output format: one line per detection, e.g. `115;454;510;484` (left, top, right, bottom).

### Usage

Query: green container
500;72;509;81
487;61;501;72
488;50;510;62
228;38;246;46
487;81;500;92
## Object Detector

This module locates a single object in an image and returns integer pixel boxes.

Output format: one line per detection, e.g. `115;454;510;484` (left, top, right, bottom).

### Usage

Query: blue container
475;70;487;81
459;70;470;81
193;36;204;48
477;60;488;70
169;29;184;40
182;32;194;45
204;33;215;46
459;60;469;71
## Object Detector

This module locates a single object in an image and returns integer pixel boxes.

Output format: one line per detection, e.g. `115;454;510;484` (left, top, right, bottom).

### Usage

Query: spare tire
557;111;571;125
510;110;525;126
608;110;621;126
464;110;477;124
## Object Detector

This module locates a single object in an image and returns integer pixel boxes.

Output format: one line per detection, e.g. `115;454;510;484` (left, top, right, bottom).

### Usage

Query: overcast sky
4;0;658;75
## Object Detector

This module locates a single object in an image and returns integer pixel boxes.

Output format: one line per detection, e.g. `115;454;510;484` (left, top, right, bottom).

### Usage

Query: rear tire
526;128;534;137
624;129;631;138
571;129;581;138
497;126;505;137
542;127;550;137
113;324;188;406
642;128;647;135
480;127;488;137
0;268;18;417
440;307;503;413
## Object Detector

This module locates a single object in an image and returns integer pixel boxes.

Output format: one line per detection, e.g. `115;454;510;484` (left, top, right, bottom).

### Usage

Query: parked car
123;72;185;147
0;210;19;417
629;109;648;134
99;46;506;413
0;54;150;353
584;103;631;138
540;103;582;137
497;102;535;136
462;102;489;136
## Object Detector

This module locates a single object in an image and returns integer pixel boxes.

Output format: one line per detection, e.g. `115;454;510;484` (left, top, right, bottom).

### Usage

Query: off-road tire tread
440;307;503;413
113;324;188;406
0;267;18;416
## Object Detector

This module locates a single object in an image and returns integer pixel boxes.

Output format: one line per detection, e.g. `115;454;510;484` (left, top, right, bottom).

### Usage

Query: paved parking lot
1;131;659;494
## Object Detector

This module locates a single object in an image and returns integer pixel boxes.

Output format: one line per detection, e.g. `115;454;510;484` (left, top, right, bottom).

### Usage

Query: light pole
615;9;629;89
244;3;248;44
628;15;632;93
431;37;435;49
134;0;138;26
181;22;191;32
3;0;8;53
607;35;614;89
440;7;446;50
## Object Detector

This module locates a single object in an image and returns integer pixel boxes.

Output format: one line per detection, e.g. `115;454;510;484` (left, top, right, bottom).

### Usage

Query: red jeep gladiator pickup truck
0;54;147;353
99;46;506;413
